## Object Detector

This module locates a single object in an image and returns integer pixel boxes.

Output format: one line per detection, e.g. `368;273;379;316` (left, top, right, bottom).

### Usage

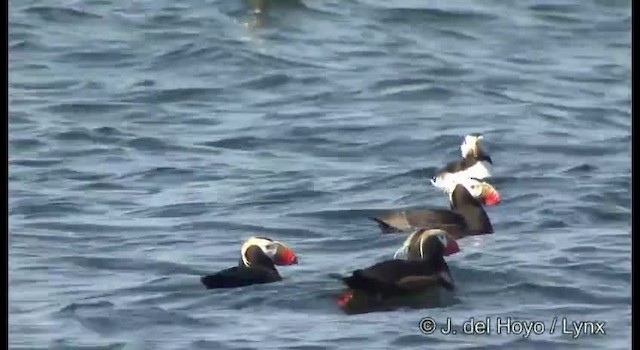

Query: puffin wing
344;259;453;294
342;259;412;291
395;275;442;290
437;155;483;175
436;159;467;175
403;209;464;226
397;271;455;291
371;215;412;233
201;266;280;289
372;209;469;238
404;210;469;239
342;270;395;292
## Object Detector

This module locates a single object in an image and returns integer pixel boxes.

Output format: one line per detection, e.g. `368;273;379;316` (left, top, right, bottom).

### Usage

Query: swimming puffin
371;177;500;238
431;134;493;191
200;236;298;289
337;230;459;311
392;228;458;260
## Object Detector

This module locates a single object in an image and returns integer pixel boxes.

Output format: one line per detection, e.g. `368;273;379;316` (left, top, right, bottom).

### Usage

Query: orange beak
483;187;501;206
444;239;460;256
277;248;298;265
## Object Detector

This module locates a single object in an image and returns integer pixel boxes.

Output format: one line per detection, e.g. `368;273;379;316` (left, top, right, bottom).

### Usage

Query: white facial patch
261;243;278;258
460;179;484;198
394;232;414;259
394;229;422;260
435;232;448;249
421;229;449;257
241;237;276;267
439;174;484;202
460;135;482;158
432;172;464;193
393;245;409;260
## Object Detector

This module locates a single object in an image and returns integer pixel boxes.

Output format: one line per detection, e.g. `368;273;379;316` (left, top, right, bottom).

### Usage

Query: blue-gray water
9;0;631;349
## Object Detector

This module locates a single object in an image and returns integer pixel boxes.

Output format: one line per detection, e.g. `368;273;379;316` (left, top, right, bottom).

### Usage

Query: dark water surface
9;0;631;349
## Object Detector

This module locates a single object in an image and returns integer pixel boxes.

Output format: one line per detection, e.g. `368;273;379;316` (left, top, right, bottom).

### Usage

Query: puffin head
447;176;501;206
460;134;484;158
421;229;460;258
394;229;460;260
241;236;298;267
419;230;459;290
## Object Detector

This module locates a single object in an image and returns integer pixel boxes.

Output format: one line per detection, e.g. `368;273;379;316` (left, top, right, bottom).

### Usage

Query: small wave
125;137;181;152
502;281;603;305
24;6;102;22
562;163;597;174
9;40;42;51
74;182;129;191
58;301;115;314
10;158;63;168
9;138;46;151
10;199;100;219
118;166;196;182
9;112;35;125
55;50;137;66
122;87;223;104
19;222;163;238
202;136;265;150
11;80;80;91
148;43;221;70
46;102;133;115
58;255;203;276
373;6;499;24
234;72;292;90
125;202;212;218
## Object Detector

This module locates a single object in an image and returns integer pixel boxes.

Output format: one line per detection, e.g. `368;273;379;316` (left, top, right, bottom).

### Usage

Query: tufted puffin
338;230;459;312
431;134;493;191
371;177;500;239
200;236;298;289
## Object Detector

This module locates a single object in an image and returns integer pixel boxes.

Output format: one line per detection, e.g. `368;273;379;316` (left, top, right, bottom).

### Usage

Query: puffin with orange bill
337;230;459;313
431;134;493;191
201;236;298;289
372;176;500;239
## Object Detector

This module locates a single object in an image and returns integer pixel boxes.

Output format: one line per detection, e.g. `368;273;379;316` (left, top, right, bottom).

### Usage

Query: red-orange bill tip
278;249;298;265
444;239;460;256
484;190;501;206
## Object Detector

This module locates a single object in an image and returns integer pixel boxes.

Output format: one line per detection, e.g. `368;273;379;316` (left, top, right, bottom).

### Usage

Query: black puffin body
372;180;500;239
338;231;459;312
201;237;298;289
342;258;453;294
